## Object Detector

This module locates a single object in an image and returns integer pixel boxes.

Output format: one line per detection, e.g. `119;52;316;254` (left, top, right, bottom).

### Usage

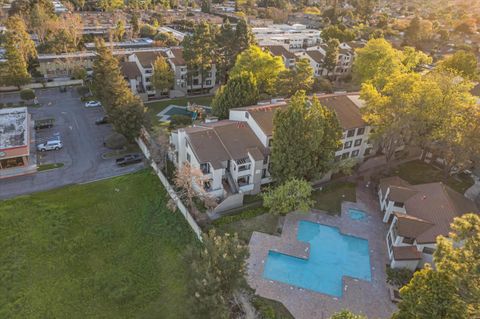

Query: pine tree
234;17;254;54
323;38;340;78
276;58;314;97
211;71;258;119
270;91;342;183
92;39;145;140
182;22;217;92
151;55;174;94
5;15;37;62
215;19;236;83
1;36;31;88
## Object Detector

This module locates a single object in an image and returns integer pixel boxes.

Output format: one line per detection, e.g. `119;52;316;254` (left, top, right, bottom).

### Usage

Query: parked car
95;116;108;125
34;118;55;130
115;153;143;166
85;100;101;108
37;140;63;152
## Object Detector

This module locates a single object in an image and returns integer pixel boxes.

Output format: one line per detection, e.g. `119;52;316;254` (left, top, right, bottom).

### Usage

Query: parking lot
0;87;144;199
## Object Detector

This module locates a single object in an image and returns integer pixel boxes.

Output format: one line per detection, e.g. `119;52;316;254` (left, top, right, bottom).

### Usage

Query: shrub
139;24;157;38
386;266;414;287
170;114;192;126
20;88;35;101
104;133;128;150
313;78;333;93
77;86;90;97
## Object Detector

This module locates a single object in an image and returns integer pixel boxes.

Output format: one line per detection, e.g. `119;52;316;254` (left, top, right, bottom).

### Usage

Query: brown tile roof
120;61;141;79
170;48;185;66
405;182;478;243
394;213;434;238
380;176;412;195
393;246;422;260
262;45;296;59
135;51;166;68
316;95;367;130
306;50;325;63
247;104;286;137
184;120;267;168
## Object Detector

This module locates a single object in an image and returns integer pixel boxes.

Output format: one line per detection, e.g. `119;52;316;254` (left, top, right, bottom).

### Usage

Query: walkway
247;184;396;319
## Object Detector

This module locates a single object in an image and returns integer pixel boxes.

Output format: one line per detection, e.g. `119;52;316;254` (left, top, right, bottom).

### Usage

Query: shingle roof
135;51;165;68
306;50;325;63
394;213;434;238
120;61;141;79
316;95;367;130
183;121;267;168
170;48;185;66
263;45;296;59
393;246;422;260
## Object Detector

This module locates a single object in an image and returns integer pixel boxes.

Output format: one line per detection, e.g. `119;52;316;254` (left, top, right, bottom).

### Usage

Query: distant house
379;176;478;270
262;45;296;68
297;43;355;79
119;61;143;96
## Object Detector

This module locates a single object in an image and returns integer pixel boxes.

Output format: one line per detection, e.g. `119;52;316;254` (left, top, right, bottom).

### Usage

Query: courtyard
247;184;397;319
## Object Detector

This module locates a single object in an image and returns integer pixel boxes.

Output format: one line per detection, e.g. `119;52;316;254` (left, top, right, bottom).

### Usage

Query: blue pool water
348;208;368;221
263;221;371;296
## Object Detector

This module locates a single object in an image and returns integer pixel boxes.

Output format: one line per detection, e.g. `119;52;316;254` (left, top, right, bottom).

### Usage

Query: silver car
37;140;63;152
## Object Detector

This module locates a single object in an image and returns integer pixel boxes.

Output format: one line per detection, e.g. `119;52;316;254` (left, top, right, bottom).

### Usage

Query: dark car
115;153;143;166
34;118;55;130
95;116;108;125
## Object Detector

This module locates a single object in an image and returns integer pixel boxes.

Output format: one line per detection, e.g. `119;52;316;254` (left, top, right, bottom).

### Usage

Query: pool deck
247;184;397;319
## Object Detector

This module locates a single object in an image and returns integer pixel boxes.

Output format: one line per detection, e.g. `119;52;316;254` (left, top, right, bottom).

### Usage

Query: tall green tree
263;178;313;215
439;50;478;80
276;58;314;96
182;22;217;91
230;45;286;95
354;38;431;89
234;17;255;54
215;19;236;83
323;38;340;78
0;36;31;88
321;25;356;43
5;15;37;62
185;230;248;319
151;55;174;94
394;213;480;319
404;16;433;47
211;71;258;119
92;39;145;140
270;91;342;183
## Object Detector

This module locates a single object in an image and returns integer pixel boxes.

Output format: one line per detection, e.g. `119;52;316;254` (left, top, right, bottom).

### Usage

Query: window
347;129;355;137
423;247;435;254
204;180;212;191
268;139;273;147
237;176;250;186
263;156;268;164
341;152;349;159
206;80;212;86
393;201;404;208
402;237;415;244
186;153;191;163
193;79;199;85
200;163;210;174
357;127;365;135
351;150;359;157
344;141;352;149
262;169;267;178
238;164;251;172
354;139;362;147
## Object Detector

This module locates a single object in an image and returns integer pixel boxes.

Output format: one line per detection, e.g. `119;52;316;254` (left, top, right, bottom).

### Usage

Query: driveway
0;88;144;200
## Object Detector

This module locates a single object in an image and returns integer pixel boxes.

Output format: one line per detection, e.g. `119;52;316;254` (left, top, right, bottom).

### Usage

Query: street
0;87;144;200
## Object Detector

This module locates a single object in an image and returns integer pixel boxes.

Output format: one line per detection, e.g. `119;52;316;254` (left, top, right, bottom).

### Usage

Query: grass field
0;170;197;318
312;181;357;214
391;160;474;194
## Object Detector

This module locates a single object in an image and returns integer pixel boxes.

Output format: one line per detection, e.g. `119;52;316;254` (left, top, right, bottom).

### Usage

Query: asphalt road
0;88;144;200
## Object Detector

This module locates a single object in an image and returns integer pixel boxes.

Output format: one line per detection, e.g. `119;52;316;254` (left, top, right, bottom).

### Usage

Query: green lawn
0;170;197;318
312;181;357;214
391;160;474;194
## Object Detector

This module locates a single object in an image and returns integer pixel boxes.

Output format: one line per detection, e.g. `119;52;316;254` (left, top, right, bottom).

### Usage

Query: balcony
239;183;254;192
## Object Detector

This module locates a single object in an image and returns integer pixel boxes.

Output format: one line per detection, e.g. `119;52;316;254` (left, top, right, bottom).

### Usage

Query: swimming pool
263;221;371;296
348;208;368;221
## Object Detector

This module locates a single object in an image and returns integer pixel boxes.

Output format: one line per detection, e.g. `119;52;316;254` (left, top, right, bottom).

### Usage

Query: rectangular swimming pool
263;221;371;296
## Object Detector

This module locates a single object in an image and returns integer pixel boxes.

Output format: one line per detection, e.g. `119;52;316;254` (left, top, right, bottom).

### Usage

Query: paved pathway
247;183;396;319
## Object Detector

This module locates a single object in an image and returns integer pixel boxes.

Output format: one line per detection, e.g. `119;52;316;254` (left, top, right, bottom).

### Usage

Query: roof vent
205;117;218;123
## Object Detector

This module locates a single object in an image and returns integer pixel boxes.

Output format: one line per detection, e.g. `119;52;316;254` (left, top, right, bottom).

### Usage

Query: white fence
136;130;203;241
